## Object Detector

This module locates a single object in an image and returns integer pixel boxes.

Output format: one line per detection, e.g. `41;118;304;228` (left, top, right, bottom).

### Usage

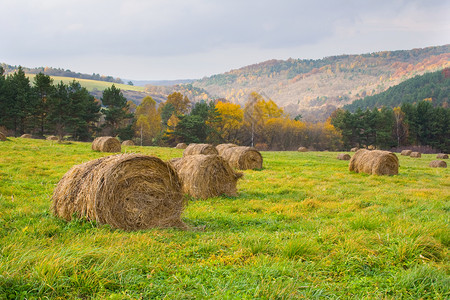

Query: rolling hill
192;45;450;121
3;45;449;119
344;68;450;112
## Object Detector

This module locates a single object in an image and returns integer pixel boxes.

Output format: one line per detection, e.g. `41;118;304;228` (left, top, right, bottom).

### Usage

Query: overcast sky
1;0;449;80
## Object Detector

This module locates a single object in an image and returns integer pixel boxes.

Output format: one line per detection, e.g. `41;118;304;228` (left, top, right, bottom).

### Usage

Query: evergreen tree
47;81;70;139
101;84;133;138
67;81;100;140
33;73;54;136
5;66;36;134
172;101;220;144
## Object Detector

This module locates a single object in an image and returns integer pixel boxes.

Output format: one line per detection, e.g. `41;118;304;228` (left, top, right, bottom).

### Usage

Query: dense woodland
345;69;449;111
0;66;449;152
330;103;449;153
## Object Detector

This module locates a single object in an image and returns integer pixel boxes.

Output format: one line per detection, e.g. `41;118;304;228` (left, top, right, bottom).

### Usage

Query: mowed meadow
0;138;448;299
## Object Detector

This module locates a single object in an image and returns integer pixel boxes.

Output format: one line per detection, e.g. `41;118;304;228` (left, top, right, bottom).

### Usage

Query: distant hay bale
183;143;218;156
175;143;187;149
350;147;358;152
46;135;59;141
20;134;32;139
367;145;375;150
0;132;6;141
122;140;135;146
337;153;351;160
436;153;448;159
92;136;121;152
349;149;399;175
170;154;243;199
216;143;238;155
429;160;447;168
297;147;308;152
52;154;185;230
410;152;421;158
221;146;263;170
401;150;412;156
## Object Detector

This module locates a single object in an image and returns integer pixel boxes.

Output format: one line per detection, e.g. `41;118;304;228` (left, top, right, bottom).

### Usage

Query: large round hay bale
183;143;218;156
170;154;243;199
429;160;447;168
337;153;351;160
175;143;188;149
46;135;59;141
350;147;359;152
52;154;185;230
122;140;135;146
92;136;121;152
0;132;6;141
410;152;421;158
221;146;263;170
20;134;32;139
349;149;399;175
297;147;308;152
401;150;412;156
216;143;238;155
436;153;448;159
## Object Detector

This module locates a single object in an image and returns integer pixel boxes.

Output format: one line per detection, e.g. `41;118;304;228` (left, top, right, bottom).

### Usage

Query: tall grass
0;138;448;298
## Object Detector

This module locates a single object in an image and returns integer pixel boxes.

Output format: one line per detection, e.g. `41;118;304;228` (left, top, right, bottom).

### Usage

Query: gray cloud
1;0;449;79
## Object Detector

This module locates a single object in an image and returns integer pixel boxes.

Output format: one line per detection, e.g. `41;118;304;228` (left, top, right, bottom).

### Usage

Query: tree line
2;66;447;152
0;67;342;151
330;102;449;153
0;67;132;141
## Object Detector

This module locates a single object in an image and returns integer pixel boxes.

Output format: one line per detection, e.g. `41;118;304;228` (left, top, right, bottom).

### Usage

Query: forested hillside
193;45;450;121
344;68;449;111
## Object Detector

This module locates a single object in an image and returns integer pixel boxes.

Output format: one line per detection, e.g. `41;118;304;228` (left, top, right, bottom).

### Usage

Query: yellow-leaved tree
215;101;244;143
243;92;285;146
135;96;161;145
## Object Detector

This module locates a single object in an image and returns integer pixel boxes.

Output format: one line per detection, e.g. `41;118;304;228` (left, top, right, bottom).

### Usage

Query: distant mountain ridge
192;45;450;121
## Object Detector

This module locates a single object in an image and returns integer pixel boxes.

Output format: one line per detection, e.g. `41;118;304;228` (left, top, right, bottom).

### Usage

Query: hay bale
92;136;121;152
401;150;412;156
297;147;308;152
52;154;185;230
429;160;447;168
436;153;448;159
170;154;243;199
0;132;6;141
175;143;188;149
122;140;135;146
410;152;421;158
349;149;399;175
183;143;218;156
20;134;32;139
216;143;238;155
221;146;263;170
46;135;59;141
350;147;359;152
337;153;351;160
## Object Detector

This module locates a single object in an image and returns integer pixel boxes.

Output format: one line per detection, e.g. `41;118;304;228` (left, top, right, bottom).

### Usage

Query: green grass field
25;74;146;93
0;138;448;299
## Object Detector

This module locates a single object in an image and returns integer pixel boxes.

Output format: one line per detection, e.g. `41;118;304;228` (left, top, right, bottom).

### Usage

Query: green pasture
0;138;448;299
25;74;146;93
